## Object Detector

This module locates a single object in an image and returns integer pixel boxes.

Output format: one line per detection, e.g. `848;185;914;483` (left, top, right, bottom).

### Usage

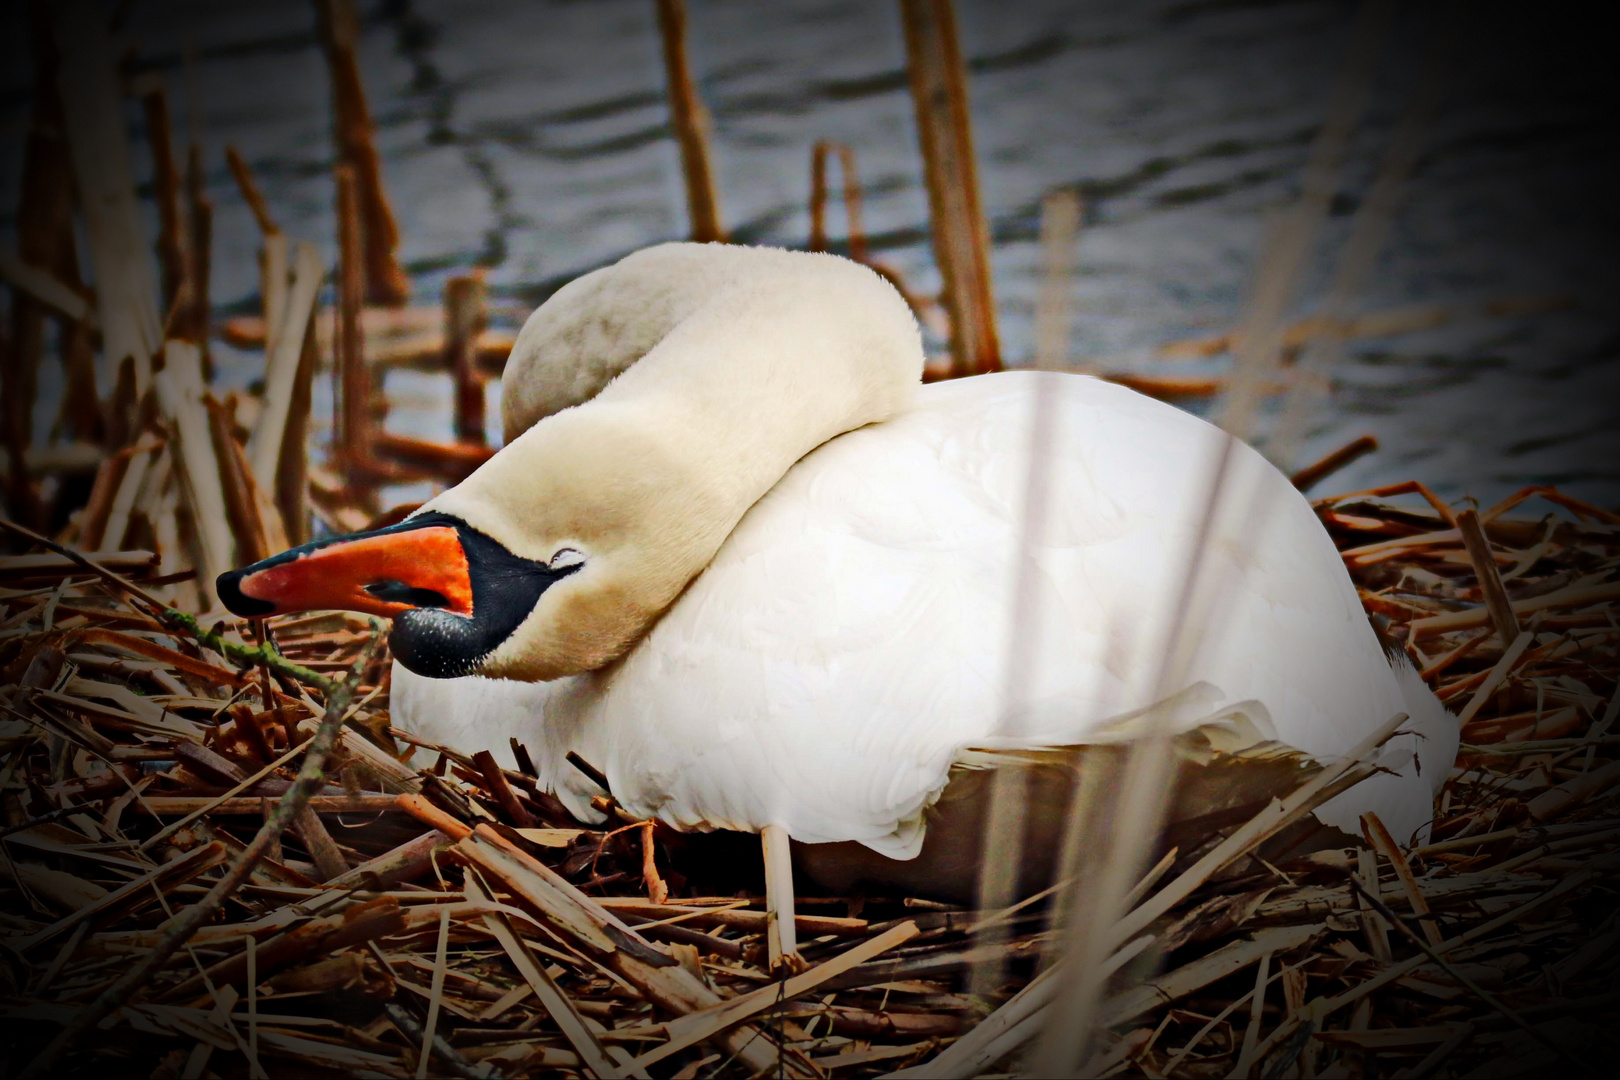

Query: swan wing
396;372;1452;853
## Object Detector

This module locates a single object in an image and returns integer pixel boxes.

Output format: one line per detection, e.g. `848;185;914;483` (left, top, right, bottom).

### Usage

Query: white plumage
394;293;1455;859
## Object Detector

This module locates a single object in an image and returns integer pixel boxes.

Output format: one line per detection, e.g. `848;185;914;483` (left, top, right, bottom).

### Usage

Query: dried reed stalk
314;0;409;306
899;0;1001;377
185;144;214;365
152;341;234;606
809;141;869;261
967;342;1063;1000
222;144;316;544
274;318;318;546
445;274;488;446
1269;19;1450;468
654;0;726;243
334;165;373;490
52;0;164;401
225;146;279;238
246;241;323;488
1214;0;1395;443
205;395;272;566
1290;433;1378;492
140;84;187;323
369;430;495;483
1456;508;1521;645
1033;188;1082;371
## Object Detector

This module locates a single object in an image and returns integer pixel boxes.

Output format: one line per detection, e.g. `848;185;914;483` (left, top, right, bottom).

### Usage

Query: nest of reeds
6;2;1618;1074
1;481;1617;1079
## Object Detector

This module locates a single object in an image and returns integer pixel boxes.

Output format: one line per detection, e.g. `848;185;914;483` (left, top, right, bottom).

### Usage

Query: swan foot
762;824;807;975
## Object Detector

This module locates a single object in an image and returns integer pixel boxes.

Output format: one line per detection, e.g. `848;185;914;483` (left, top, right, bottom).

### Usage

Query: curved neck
427;245;923;677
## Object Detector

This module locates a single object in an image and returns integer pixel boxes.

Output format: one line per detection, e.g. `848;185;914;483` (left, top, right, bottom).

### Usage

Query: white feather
394;369;1455;855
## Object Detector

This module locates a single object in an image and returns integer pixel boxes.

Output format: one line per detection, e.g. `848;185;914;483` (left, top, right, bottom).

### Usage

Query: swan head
218;243;923;680
214;401;769;682
215;510;588;679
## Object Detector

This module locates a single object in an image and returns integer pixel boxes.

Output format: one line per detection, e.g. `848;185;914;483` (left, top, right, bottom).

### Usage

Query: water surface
2;0;1615;504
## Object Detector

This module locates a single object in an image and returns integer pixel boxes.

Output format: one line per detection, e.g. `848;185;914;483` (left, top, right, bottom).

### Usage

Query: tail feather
1313;654;1457;846
1394;654;1459;798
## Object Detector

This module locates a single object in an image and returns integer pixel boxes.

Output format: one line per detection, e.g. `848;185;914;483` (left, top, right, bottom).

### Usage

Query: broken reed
899;0;1002;377
655;0;726;244
2;480;1618;1078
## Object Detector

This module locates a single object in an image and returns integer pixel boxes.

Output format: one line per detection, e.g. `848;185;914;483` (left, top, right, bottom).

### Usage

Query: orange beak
217;518;474;621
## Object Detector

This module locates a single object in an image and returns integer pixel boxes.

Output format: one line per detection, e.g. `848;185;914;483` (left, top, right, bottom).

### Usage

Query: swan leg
762;825;805;974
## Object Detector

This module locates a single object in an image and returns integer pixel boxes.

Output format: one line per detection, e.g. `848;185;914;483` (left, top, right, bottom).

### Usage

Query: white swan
220;242;1454;886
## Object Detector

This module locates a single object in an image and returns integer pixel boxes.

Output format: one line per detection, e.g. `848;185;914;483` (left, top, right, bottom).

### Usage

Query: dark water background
3;0;1617;505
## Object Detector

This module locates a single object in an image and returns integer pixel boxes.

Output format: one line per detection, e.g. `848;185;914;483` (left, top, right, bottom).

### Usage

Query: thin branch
164;609;337;694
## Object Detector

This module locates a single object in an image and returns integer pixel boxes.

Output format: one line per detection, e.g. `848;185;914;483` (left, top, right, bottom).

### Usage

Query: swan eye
550;548;586;571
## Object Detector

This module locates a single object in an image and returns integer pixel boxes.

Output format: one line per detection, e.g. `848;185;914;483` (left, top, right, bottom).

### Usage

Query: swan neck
424;249;924;678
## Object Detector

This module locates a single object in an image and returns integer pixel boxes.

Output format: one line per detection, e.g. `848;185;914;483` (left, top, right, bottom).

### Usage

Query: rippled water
3;0;1615;504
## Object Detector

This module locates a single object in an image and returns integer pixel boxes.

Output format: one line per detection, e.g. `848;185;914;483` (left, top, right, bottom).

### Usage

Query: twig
1362;810;1443;946
1456;630;1533;726
185;142;213;361
162;609;337;693
463;872;621;1078
472;749;536;828
1158;957;1309;1076
565;750;612;795
1290;434;1378;492
418;905;452;1079
808;141;868;261
630;921;919;1070
17;622;384;1080
1233;949;1272;1077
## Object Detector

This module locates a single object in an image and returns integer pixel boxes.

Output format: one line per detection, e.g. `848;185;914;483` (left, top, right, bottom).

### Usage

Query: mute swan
220;242;1454;903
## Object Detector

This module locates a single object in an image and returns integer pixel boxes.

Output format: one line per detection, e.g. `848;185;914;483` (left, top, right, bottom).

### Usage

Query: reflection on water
1;0;1615;503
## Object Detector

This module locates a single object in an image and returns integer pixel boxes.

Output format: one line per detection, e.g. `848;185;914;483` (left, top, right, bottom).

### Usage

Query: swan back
502;244;739;438
500;243;900;439
402;371;1454;852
